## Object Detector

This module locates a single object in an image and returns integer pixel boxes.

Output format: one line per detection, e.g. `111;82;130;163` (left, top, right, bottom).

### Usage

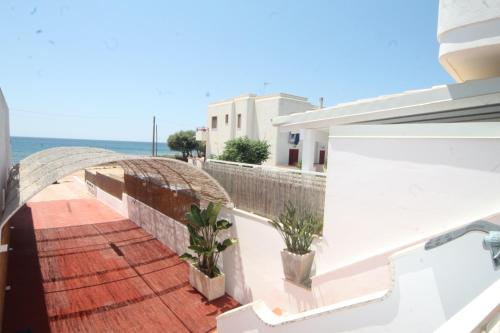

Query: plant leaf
216;219;232;230
180;253;197;263
187;204;204;227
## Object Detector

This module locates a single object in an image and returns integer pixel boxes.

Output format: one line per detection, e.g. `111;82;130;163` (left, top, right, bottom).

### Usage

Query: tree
195;140;206;158
180;202;237;278
167;130;198;160
219;136;270;165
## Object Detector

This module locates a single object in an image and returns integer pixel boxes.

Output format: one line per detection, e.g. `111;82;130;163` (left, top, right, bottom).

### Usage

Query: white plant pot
188;263;225;301
280;250;315;285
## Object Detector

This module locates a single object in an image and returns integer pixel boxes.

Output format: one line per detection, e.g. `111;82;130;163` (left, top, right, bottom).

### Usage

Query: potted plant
270;202;323;285
180;202;237;301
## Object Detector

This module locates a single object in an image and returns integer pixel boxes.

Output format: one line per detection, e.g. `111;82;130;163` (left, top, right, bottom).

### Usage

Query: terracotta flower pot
280;250;315;284
188;263;225;301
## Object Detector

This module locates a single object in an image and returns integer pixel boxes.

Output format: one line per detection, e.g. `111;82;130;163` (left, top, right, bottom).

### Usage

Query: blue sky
0;1;452;142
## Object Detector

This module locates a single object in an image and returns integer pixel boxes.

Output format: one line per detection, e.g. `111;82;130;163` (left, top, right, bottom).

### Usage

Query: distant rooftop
273;76;500;130
209;92;315;106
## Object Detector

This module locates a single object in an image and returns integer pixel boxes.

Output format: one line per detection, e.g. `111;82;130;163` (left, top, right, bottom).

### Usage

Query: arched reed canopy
118;158;231;204
0;147;232;236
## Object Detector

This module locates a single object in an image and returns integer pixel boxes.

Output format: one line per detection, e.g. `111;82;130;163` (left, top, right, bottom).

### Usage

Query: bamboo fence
203;160;326;221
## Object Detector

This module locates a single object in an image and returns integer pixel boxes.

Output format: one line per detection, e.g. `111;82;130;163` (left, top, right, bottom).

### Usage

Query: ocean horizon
10;136;172;164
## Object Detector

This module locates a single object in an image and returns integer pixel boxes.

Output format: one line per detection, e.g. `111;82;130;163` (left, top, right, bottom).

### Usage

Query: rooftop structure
3;196;239;332
0;0;500;331
0;147;232;241
438;0;500;82
203;93;326;168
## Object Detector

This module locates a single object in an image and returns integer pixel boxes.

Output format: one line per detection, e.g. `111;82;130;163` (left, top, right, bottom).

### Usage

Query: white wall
317;133;500;274
206;99;236;158
217;231;500;333
94;188;382;314
438;0;500;81
126;194;190;255
0;89;11;213
95;188;129;218
123;194;343;313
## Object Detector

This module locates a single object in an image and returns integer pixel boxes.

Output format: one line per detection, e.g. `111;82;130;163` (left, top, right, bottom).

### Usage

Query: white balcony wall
317;123;500;275
438;0;500;81
217;230;500;332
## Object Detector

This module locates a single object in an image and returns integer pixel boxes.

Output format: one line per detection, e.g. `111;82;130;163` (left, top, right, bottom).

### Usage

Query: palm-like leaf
181;202;238;278
270;201;322;255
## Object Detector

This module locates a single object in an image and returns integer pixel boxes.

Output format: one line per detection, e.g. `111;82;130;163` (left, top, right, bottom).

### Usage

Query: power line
9;107;119;119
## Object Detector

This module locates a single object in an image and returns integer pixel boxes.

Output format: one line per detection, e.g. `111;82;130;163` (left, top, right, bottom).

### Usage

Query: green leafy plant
180;202;237;278
167;130;204;161
219;136;270;165
270;202;322;255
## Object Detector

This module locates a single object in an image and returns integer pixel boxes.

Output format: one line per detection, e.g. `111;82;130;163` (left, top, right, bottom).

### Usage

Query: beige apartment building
200;93;328;167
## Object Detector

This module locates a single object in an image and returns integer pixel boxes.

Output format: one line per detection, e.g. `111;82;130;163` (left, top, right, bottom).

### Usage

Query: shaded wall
0;89;10;330
124;174;198;224
0;89;10;213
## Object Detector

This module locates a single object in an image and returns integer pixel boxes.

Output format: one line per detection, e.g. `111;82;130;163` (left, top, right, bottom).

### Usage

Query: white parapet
438;0;500;82
217;230;500;332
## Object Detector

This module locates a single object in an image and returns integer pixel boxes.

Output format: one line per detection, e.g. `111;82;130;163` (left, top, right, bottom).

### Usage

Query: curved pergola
0;147;232;238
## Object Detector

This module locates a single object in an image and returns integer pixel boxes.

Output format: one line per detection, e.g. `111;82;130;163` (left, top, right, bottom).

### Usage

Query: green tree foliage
167;130;202;160
219;136;270;165
180;202;237;277
270;202;323;255
196;140;206;158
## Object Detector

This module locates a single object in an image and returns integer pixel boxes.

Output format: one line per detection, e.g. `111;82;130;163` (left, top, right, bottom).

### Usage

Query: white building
201;93;329;168
216;0;500;331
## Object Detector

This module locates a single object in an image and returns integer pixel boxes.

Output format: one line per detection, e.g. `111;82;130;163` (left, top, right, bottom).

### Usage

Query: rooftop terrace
2;196;239;332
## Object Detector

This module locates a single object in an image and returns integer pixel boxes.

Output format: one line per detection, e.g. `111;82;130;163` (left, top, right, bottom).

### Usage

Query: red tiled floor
3;199;239;333
117;238;183;275
142;262;190;294
45;276;154;319
29;199;125;229
51;297;189;333
161;285;240;333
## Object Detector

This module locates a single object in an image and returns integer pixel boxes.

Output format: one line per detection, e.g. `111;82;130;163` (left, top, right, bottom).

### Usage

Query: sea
10;136;172;164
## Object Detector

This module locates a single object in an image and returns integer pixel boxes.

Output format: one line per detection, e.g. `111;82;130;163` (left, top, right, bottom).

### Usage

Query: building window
237;114;241;129
211;116;217;129
225;114;229;124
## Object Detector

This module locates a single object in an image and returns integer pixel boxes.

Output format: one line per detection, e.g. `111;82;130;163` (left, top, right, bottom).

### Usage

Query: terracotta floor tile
161;285;240;333
45;276;154;319
118;238;182;274
50;297;189;333
142;262;189;294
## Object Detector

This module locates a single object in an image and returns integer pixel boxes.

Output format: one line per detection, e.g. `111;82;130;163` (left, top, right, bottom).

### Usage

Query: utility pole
152;116;156;156
155;124;158;156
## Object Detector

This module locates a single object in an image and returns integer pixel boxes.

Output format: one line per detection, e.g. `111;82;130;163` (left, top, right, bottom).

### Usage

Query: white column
301;129;316;171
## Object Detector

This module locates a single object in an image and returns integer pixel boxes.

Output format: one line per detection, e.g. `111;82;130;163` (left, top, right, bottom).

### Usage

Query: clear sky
0;0;453;142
